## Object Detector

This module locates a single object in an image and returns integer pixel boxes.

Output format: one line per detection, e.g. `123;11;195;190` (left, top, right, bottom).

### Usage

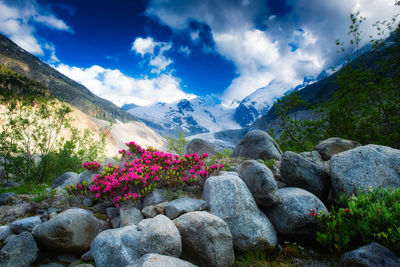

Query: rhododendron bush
67;141;223;207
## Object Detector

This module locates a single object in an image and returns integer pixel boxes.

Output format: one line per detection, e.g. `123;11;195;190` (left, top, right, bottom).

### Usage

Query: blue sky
0;0;398;107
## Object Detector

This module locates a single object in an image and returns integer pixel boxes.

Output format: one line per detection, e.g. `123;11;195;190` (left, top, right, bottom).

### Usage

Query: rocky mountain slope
0;34;136;123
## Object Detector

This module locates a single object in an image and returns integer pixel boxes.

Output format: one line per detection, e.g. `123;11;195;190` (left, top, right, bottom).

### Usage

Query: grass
0;183;55;203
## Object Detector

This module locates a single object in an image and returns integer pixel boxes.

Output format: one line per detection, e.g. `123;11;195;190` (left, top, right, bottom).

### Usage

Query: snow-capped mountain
234;77;317;127
126;95;241;137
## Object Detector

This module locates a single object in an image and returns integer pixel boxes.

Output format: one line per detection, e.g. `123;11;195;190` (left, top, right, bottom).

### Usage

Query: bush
67;141;224;207
314;187;400;253
165;130;187;156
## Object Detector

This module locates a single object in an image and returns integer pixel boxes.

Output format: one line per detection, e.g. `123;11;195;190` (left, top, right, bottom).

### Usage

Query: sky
0;0;398;107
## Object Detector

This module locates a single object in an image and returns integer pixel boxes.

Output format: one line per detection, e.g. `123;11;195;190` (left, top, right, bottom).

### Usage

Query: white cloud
44;43;59;63
0;0;72;56
132;36;173;74
55;64;197;107
147;0;399;103
178;46;191;57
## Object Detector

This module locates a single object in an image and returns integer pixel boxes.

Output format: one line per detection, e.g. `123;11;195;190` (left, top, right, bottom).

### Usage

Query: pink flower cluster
70;142;224;207
83;161;101;172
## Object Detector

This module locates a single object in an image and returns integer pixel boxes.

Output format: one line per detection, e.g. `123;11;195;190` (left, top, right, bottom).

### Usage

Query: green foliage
315;187;400;253
0;96;105;184
257;159;275;169
217;148;232;159
0;183;49;195
234;249;267;267
165;130;188;156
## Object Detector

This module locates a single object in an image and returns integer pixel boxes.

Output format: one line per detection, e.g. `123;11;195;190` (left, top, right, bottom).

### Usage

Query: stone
111;216;121;228
138;215;181;257
91;200;114;214
186;138;217;157
142;189;168;208
0;192;16;205
330;145;400;198
82;198;93;207
165;198;207;220
106;207;119;219
52;172;79;189
280;151;331;201
299;150;323;163
120;205;144;226
78;170;99;184
0;202;32;225
74;265;94;267
81;250;94;261
174;211;235;267
202;174;277;251
340;242;400;267
57;253;78;263
37;263;64;267
238;160;280;207
315;137;361;160
0;225;12;241
231;130;282;161
32;208;109;254
129;253;197;267
90;225;142;267
141;201;168;218
3;181;19;188
0;232;38;267
10;215;41;234
265;187;328;238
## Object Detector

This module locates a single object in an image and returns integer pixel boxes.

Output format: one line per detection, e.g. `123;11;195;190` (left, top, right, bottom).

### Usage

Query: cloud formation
132;36;173;74
147;0;399;103
55;64;196;107
0;0;72;56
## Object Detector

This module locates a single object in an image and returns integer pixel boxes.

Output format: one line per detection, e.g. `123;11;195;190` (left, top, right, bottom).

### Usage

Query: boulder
280;151;331;201
315;137;361;160
10;216;41;234
91;225;142;267
120;205;144;227
106;207;119;219
165;198;207;220
0;232;38;267
340;242;400;267
32;208;109;254
3;181;19;188
299;151;323;163
330;145;400;198
52;172;79;189
141;201;168;218
142;189;168;208
129;253;197;267
137;215;181;257
0;192;16;205
231;130;282;161
0;226;12;241
78;170;99;184
202;174;277;251
174;211;234;267
265;187;328;238
238;160;280;207
186;138;217;157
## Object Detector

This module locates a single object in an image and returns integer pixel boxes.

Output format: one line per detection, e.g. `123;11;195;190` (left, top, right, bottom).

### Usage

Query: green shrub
315;187;400;253
165;130;187;156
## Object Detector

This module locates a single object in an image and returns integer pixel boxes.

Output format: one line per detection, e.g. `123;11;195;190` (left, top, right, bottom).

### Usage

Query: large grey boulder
0;192;16;205
0;232;38;267
231;130;282;161
32;208;109;254
202;174;277;251
52;172;79;189
340;242;400;267
142;189;168;208
165;198;207;220
186;139;217;157
129;253;197;267
280;151;331;201
174;211;234;267
330;145;400;198
315;137;361;160
141;201;168;218
78;170;99;184
120;205;144;227
10;216;41;234
266;187;328;238
137;215;181;257
238;160;280;207
0;226;12;241
91;225;142;267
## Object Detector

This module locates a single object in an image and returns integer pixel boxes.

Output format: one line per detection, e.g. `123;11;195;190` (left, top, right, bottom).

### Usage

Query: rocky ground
0;130;399;267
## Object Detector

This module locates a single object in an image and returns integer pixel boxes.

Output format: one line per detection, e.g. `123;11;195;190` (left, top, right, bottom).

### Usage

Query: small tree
165;130;188;156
